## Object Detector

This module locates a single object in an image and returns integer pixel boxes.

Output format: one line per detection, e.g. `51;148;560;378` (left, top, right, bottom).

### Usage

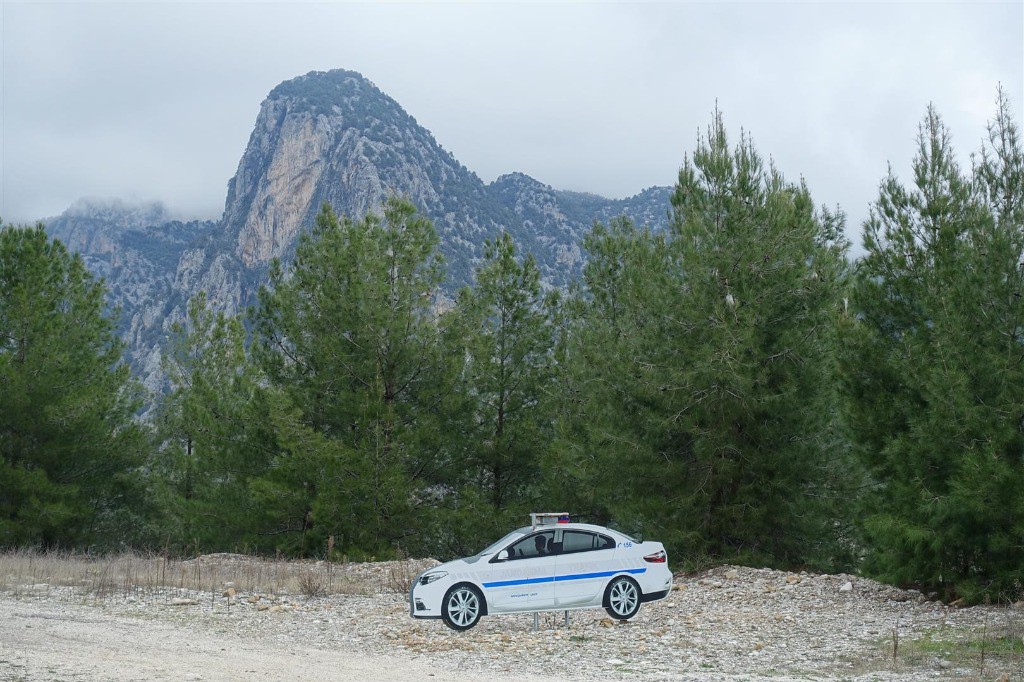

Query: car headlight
419;571;448;585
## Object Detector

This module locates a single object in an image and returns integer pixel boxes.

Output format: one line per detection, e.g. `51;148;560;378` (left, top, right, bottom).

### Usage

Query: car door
553;530;618;607
483;530;557;613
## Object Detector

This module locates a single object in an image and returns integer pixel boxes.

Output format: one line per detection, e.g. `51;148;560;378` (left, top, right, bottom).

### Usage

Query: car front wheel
441;584;484;631
604;575;641;620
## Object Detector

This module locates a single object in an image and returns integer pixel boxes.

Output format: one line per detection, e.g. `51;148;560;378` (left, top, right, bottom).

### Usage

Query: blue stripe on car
482;568;646;589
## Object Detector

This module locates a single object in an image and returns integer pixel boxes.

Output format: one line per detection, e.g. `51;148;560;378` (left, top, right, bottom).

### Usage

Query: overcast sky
2;1;1021;251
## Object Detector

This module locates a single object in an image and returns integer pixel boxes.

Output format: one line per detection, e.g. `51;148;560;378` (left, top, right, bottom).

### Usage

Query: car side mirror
495;549;509;561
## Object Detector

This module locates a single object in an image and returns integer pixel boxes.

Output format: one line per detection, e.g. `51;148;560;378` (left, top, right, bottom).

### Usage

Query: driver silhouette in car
534;535;548;555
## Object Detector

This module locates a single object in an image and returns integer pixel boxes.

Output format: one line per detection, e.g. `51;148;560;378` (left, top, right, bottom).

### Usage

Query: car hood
438;554;487;570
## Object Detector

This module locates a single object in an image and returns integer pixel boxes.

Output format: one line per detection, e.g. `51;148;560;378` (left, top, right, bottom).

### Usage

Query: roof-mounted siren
530;512;570;529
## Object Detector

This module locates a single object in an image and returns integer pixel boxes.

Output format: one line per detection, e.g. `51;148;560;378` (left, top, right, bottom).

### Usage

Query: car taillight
643;550;667;563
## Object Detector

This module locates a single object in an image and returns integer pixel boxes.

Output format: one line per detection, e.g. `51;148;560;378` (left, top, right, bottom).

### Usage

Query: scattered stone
3;557;1015;681
222;587;236;598
170;598;198;606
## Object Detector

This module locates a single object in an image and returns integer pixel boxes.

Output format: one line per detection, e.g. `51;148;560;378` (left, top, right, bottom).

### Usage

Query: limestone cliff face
44;68;674;398
224;70;504;280
228;98;332;265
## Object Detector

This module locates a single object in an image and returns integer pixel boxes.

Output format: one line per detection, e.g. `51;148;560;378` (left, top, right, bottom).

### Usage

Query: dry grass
0;548;436;602
382;546;419;595
297;570;328;598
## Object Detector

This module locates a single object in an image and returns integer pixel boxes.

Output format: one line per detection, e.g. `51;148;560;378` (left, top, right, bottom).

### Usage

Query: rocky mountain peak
224;68;484;268
490;172;548;190
265;69;416;129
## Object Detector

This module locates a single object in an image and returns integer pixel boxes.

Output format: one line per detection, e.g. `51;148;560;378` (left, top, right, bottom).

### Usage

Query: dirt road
0;598;561;682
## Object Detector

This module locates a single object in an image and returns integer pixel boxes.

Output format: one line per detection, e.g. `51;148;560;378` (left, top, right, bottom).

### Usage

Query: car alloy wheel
442;584;483;631
605;576;641;620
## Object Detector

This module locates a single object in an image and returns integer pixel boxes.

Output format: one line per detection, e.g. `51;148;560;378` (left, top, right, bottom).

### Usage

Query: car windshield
477;528;528;556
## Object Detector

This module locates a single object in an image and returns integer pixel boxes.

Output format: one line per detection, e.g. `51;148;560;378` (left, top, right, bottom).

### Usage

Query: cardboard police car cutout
409;513;672;630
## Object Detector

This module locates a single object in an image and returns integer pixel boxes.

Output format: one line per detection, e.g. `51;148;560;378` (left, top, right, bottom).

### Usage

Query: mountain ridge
41;68;674;394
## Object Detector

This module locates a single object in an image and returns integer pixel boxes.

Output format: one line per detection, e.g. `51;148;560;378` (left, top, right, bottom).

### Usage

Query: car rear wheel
604;575;641;620
441;584;484;631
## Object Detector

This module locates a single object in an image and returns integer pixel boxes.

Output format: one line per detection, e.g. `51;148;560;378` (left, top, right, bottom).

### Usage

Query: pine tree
663;115;850;566
554;113;850;568
546;217;672;529
842;93;1024;602
250;198;447;556
0;224;148;548
154;292;266;552
440;232;557;554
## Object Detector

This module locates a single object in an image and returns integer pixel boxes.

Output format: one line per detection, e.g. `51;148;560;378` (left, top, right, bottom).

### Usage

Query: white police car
409;513;673;630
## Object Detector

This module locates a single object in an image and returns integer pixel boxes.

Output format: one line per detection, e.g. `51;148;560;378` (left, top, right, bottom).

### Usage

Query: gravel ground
1;560;1020;681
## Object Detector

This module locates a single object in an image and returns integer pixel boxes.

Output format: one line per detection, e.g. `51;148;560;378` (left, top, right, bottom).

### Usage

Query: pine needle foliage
155;292;267;553
250;198;448;557
435;232;558;556
551;112;851;569
0;224;148;549
841;91;1024;603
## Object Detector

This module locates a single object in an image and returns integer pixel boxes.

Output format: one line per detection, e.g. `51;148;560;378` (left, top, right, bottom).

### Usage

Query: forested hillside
2;91;1021;605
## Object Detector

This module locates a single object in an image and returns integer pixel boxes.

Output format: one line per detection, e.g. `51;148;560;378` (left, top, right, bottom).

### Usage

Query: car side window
504;531;555;560
561;531;615;554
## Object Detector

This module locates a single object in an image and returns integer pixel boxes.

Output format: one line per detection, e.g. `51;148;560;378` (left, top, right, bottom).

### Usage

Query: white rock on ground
0;562;1020;681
